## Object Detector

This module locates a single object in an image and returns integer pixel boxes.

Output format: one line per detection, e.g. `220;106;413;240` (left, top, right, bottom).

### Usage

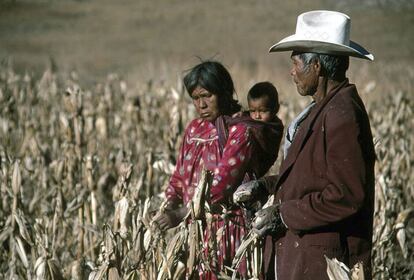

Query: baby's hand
232;111;243;118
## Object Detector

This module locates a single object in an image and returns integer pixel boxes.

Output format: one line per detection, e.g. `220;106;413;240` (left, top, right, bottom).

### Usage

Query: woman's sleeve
165;125;190;206
210;125;254;204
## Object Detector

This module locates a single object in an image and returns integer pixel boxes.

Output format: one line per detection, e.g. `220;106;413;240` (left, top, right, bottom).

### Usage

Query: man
234;10;376;280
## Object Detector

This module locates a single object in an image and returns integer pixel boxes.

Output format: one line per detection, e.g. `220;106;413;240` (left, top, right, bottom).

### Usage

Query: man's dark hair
247;82;280;113
292;51;349;81
183;60;241;115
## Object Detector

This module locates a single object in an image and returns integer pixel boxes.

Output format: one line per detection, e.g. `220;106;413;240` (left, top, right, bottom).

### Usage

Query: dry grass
1;0;413;87
0;57;412;280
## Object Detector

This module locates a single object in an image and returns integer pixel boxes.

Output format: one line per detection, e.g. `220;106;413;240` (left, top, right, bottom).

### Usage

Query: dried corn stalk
0;65;412;280
325;256;364;280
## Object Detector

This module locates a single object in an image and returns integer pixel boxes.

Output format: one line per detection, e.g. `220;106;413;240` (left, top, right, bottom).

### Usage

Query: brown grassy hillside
0;0;413;100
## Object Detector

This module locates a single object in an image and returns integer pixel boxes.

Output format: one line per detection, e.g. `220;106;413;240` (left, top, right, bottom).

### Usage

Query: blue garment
283;101;316;159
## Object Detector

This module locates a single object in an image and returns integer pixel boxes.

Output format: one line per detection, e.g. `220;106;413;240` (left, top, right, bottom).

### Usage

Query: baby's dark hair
247;82;280;113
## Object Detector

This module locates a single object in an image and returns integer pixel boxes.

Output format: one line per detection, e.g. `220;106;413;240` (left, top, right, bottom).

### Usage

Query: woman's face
191;86;220;122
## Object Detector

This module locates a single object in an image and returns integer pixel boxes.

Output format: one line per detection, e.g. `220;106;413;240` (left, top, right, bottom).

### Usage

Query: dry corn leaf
14;236;29;268
89;262;109;280
231;231;257;280
325;256;350;280
108;266;121;280
350;262;365;280
395;223;407;259
186;220;201;278
35;256;47;280
47;258;65;280
13;209;33;245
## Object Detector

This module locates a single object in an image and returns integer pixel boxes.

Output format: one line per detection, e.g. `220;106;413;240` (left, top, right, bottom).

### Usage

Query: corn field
0;61;412;280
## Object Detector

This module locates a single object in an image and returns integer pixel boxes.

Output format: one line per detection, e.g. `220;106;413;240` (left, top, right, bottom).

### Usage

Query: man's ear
314;59;322;76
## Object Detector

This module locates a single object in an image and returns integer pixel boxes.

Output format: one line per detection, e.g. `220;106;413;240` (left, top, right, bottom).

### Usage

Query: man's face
191;86;220;122
290;54;319;97
248;96;274;122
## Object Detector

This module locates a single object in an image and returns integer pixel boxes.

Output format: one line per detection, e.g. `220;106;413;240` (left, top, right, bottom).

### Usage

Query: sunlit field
0;60;412;279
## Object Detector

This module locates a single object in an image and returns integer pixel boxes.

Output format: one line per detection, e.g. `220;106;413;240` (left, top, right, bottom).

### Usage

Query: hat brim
269;35;374;61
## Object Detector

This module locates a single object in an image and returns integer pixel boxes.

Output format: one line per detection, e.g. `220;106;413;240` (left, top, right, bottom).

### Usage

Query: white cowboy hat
269;10;374;61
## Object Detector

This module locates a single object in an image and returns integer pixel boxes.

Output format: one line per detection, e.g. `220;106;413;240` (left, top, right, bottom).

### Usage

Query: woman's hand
154;206;188;231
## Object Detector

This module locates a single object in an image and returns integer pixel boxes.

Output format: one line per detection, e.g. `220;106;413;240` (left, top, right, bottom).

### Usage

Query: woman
156;61;283;278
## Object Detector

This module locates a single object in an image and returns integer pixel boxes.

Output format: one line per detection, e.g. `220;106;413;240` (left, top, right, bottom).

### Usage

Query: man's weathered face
290;54;319;97
191;86;220;122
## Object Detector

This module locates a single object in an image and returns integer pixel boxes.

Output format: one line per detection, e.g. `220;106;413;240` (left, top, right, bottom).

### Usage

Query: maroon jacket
262;80;375;280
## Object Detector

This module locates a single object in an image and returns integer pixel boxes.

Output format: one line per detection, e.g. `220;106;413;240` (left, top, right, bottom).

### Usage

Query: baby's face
248;96;274;122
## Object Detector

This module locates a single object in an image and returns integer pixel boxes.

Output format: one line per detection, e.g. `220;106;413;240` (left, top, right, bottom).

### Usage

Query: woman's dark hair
183;60;241;115
247;81;280;113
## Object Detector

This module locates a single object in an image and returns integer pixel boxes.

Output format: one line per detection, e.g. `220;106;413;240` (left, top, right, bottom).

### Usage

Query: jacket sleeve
279;106;368;232
262;175;280;194
210;124;253;204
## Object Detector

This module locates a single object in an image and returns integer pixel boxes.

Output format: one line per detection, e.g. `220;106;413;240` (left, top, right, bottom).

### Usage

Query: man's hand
154;206;187;231
233;179;265;206
252;204;286;237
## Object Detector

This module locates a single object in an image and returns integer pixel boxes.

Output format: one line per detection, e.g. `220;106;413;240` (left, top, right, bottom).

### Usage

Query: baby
247;81;280;123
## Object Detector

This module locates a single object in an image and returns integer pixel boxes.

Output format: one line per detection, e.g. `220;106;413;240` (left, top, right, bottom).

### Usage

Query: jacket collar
277;79;350;185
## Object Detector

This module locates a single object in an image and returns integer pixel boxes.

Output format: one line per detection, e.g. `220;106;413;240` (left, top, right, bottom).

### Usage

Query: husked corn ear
192;169;212;220
12;161;21;196
113;197;129;238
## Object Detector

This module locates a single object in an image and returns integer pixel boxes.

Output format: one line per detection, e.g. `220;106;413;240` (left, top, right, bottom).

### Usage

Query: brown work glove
252;204;286;237
233;179;266;207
